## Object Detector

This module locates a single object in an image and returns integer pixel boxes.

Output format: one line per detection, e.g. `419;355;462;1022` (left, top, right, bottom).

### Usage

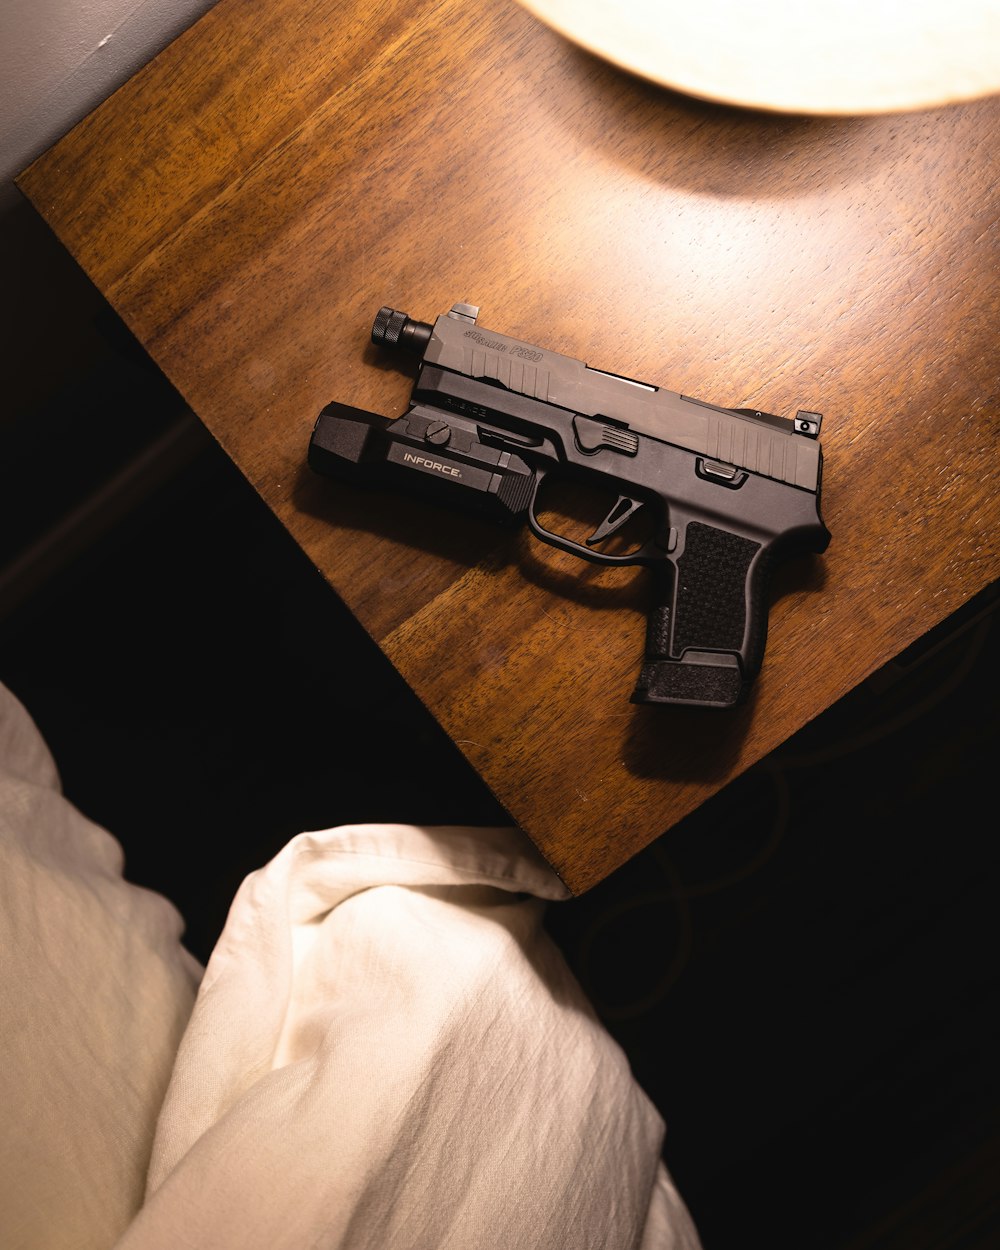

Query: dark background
3;201;998;1250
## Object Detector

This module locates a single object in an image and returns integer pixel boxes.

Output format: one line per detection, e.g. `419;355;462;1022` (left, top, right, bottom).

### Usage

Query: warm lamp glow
515;0;1000;114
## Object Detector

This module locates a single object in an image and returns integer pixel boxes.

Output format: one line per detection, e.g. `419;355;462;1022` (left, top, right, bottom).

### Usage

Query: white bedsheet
0;680;701;1249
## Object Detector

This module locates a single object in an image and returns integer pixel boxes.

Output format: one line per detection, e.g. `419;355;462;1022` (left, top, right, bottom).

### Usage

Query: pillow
0;680;201;1250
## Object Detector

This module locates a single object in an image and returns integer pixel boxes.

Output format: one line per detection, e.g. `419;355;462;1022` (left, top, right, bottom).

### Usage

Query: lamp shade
514;0;1000;114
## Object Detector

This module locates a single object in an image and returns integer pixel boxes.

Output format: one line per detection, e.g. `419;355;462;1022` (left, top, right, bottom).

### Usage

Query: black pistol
308;302;830;709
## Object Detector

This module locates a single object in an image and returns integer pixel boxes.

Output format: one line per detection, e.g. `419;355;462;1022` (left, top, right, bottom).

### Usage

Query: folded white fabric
124;822;702;1249
0;680;702;1249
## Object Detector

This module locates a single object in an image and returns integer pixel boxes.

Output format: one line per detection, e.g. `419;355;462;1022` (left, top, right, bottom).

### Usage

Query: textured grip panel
630;521;767;708
674;522;760;654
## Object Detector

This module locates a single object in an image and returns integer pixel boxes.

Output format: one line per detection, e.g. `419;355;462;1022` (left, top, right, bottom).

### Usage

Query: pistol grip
631;521;770;709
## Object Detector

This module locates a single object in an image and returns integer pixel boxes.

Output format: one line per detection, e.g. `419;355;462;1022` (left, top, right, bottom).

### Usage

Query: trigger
586;494;644;546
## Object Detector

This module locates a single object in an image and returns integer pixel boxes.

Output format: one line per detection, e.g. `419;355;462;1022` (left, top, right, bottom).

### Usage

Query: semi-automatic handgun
308;302;830;709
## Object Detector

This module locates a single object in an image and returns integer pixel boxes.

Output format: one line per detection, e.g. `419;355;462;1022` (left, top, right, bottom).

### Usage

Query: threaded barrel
371;306;433;353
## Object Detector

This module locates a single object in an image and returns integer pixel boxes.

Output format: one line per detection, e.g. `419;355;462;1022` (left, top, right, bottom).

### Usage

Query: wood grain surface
17;0;1000;891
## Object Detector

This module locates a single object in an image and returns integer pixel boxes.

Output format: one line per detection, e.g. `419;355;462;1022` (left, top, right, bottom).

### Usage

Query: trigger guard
526;477;655;568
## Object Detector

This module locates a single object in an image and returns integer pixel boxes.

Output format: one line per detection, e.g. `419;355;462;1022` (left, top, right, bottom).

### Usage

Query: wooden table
18;0;999;892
